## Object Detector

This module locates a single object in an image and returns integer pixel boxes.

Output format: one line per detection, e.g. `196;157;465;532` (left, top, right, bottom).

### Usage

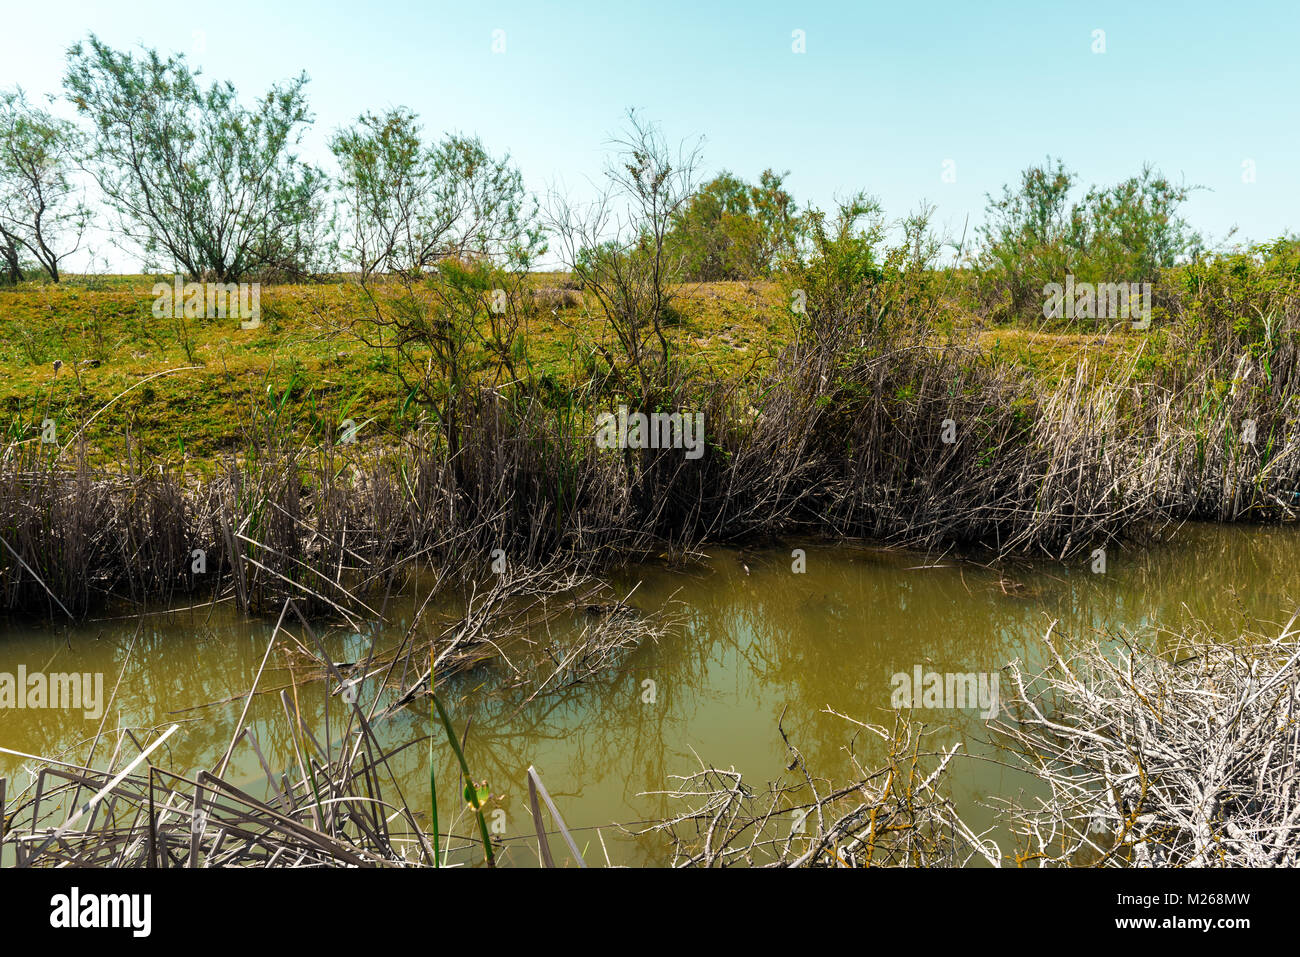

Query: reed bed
3;274;1300;619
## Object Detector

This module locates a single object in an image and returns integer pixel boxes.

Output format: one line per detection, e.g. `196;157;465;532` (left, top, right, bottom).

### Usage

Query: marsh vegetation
2;35;1300;868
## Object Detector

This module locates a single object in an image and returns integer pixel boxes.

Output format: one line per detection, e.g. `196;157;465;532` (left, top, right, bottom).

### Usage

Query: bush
977;157;1200;324
665;169;803;281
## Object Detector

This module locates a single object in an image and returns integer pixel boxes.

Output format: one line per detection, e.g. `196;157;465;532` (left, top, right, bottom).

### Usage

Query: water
2;523;1298;866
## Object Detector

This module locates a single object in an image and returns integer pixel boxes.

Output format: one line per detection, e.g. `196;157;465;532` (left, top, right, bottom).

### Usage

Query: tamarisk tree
0;88;91;282
330;107;544;467
331;107;540;278
64;35;329;281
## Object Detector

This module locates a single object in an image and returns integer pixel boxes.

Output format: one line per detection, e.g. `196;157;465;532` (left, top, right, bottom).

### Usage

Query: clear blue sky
3;0;1297;270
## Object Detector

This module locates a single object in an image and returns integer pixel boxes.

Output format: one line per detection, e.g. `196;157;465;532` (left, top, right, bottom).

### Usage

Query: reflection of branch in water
364;560;668;717
515;583;683;706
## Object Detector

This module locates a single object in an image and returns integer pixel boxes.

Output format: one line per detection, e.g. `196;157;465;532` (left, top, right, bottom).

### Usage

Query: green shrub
666;170;803;281
977;157;1200;324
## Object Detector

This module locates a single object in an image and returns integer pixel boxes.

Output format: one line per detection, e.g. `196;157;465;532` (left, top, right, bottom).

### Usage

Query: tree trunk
0;229;21;285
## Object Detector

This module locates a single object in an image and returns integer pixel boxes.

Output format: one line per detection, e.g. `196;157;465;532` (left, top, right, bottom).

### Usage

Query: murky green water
2;523;1298;866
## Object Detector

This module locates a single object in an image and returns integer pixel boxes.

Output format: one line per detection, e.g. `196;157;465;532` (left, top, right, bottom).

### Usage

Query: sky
2;0;1298;271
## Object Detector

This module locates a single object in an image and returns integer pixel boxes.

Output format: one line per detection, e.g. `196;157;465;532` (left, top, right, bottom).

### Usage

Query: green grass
0;272;1191;470
0;275;799;466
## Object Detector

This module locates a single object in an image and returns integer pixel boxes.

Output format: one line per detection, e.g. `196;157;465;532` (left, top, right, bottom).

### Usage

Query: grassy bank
1;254;1298;620
0;275;792;466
